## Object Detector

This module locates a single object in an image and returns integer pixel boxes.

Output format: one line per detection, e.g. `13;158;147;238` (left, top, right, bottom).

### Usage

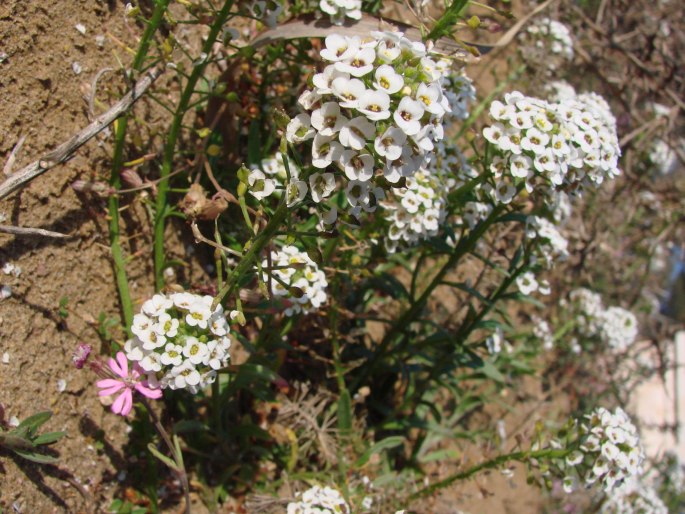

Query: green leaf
479;360;506;383
12;448;59;464
428;0;472;40
355;436;405;468
496;212;529;224
337;389;353;435
33;431;66;446
147;443;179;471
17;411;52;434
226;363;280;395
173;420;208;434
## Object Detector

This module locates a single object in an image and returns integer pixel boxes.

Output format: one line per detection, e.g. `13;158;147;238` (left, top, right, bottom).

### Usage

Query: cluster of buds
286;485;350;514
483;90;621;205
286;30;455;221
261;245;328;316
124;293;232;394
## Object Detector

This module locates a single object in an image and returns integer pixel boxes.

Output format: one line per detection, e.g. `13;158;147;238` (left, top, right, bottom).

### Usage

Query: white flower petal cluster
252;154;308;207
443;71;476;120
483;90;621;204
287;31;456;219
545;80;578;103
568;407;645;492
600;476;668;514
568;288;638;351
383;144;459;252
286;485;350;514
319;0;361;25
262;245;328;316
532;316;554;349
526;215;569;267
597;307;639;352
125;293;231;394
521;17;574;69
649;139;679;176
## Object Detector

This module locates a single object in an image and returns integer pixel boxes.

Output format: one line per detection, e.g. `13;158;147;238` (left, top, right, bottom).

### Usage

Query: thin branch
3;136;26;176
0;225;69;239
0;66;165;201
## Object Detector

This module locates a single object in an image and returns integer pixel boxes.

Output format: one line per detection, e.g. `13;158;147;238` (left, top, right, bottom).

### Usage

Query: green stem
212;200;290;309
153;0;235;290
109;0;171;332
353;205;505;390
141;397;191;514
410;447;571;500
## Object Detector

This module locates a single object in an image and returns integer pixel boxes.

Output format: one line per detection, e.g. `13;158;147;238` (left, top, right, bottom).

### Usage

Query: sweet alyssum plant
74;0;657;511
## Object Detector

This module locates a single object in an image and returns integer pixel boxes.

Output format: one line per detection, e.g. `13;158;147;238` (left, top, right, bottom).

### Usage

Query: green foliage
0;411;65;464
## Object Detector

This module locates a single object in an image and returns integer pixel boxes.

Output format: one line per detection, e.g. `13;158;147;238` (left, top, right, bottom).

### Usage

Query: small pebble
94;34;106;48
57;379;67;392
72;62;82;75
117;470;127;482
74;23;86;35
8;416;19;427
2;352;9;364
0;52;7;64
0;285;11;300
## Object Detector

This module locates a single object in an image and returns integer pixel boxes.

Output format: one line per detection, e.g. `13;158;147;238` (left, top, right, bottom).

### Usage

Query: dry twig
0;66;165;201
0;224;69;239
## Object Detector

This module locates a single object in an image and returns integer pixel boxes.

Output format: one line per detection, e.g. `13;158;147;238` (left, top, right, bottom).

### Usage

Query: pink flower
96;352;162;416
72;343;92;369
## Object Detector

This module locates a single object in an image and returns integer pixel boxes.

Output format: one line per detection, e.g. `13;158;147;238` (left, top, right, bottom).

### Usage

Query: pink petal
97;378;124;389
136;383;163;399
99;384;125;396
111;391;127;414
120;389;133;416
108;357;124;377
115;352;129;376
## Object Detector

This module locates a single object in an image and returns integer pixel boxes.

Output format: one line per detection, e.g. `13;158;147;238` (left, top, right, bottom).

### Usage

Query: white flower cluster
526;215;569;267
382;143;462;252
125;293;231;394
262;245;328;316
521;17;574;71
600;476;668;514
286;485;350;514
286;31;454;219
319;0;361;25
597;307;639;352
248;153;309;206
567;288;638;352
483;90;621;204
649;139;679;176
564;407;645;493
532;315;554;350
443;72;476;120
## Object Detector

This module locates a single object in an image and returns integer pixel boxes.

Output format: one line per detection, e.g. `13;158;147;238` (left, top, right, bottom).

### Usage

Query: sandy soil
0;1;159;511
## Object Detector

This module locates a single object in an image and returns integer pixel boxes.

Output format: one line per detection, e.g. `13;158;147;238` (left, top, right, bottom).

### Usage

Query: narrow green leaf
17;411;52;433
337;389;353;435
12;448;59;464
355;436;405;468
147;443;179;471
32;431;66;446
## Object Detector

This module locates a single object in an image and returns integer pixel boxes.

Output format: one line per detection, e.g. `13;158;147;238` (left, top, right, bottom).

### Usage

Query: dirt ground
0;1;574;513
0;1;160;511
